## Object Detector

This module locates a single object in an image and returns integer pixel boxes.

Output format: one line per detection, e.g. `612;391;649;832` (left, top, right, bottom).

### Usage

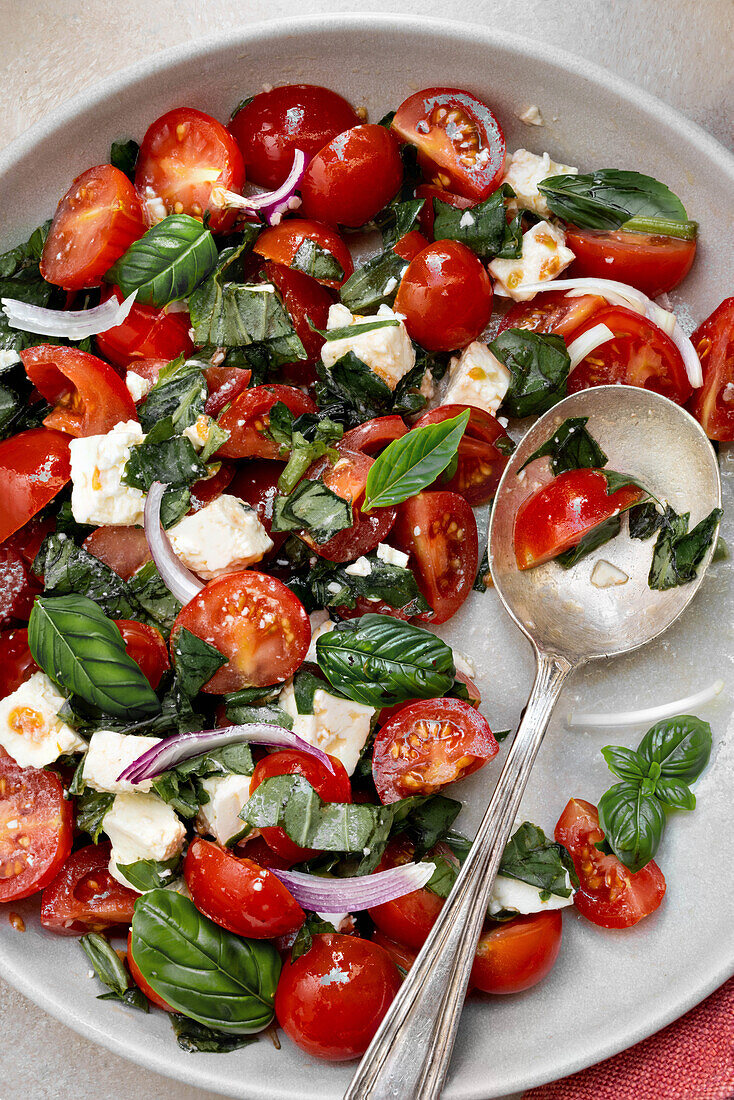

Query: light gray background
0;3;731;1098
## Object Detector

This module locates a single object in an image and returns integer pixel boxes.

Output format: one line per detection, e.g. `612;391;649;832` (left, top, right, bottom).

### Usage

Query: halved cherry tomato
40;843;138;935
0;542;42;627
40;165;145;290
566;228;696;299
10;515;55;567
264;261;334;382
275;933;401;1061
371;930;418;974
21;346;137;437
188;462;236;512
394;240;493;352
369;838;444;947
254;219;353;289
229;84;360;189
567;305;692;404
376;671;482;728
171;571;310;693
414;405;511;506
0;755;73;902
96;287;194;367
497;289;606;339
393;230;430;262
126;929;173;1010
392;88;505;202
513;468;644;570
341;415;408;455
333;596;413;623
0;628;37;698
555;798;666;928
0;428;71;543
114;620;169;689
236;833;296;871
392;490;478;623
250;749;352;862
184;837;305;938
300;125;404;228
470;911;562;994
415;183;472;239
82;526;151;579
372;698;498;804
216;384;317;460
687;297;734;441
203;365;251;417
135;107;245;234
230;460;287;551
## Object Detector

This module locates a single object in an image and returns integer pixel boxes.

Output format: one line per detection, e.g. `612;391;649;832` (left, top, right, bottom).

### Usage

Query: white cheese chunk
443;341;511;415
103;791;186;890
83;729;161;793
376;543;410;569
452;648;477;680
0;672;86;767
196;774;253;846
488;221;575;302
503;149;577;217
517;105;544;127
142;186;168;225
488;872;575;916
306;615;336;663
168;495;273;580
344;556;372;577
0;350;22;369
321;304;415;390
315;911;352;931
279;681;375;776
69;420;147;526
125;371;153;403
183;415;215;451
590;559;629;588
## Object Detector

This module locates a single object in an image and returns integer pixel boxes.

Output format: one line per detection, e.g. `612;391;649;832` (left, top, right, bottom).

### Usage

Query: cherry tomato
341;415;408;455
229;84;360;189
82;526;151;579
392;88;505;202
371;930;418;973
0;428;71;543
40;842;138;935
415;183;472;239
254;219;353;289
40;165;145;290
135;107;245;234
0;541;43;627
126;929;173;1010
96;287;194;367
203;365;251;417
687;297;734;441
171;571;310;693
230;460;287;551
0;754;73;902
185;464;234;514
300;125;404;228
555;798;666;928
513;468;644;570
275;933;401;1060
21;346;137;437
10;515;55;567
567;305;692;404
237;833;297;871
372;698;498;804
566;228;696;299
264;261;334;382
414;405;511;506
114;620;169;689
393;229;430;262
0;628;37;698
470;911;563;994
392;490;478;623
250;750;352;862
394;240;493;352
369;838;443;948
497;289;606;339
217;384;317;460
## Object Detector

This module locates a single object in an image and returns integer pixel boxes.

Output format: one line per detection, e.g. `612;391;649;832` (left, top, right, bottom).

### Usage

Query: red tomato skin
126;929;173;1010
300;125;404;228
0;628;38;698
40;165;145;290
229;84;360;189
82;526;151;579
230;460;287;551
96;287;194;367
188;462;236;512
392;230;430;262
216;384;317;460
415;184;472;239
21;345;137;437
254;219;354;289
40;842;138;935
0;542;43;627
264;261;334;379
371;930;418;973
341;416;408;455
498;290;606;339
369;839;444;949
114;620;169;689
566;228;696;299
687;297;734;441
275;933;401;1061
0;757;74;902
414;404;511;506
470;911;563;994
394;240;493;352
0;428;71;543
236;833;297;871
203;365;251;417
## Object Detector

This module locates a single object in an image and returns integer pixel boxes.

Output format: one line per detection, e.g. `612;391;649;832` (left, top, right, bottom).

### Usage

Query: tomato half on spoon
565;228;696;299
40;843;139;934
21;346;137;437
686;297;734;442
0;753;74;902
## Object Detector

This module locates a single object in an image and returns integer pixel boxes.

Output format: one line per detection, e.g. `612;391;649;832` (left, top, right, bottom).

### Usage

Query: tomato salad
0;82;723;1061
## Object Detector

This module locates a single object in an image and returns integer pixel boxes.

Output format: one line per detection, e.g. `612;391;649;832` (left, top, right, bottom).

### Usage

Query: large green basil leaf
28;595;160;718
491;329;570;417
637;715;712;783
316;613;455;707
600;745;649;783
520;416;608;475
432;185;522;260
538;169;690;231
597;781;667;873
499;821;578;899
105;215;217;306
172;627;228;697
271;480;353;544
362;410;469;511
290;553;430;617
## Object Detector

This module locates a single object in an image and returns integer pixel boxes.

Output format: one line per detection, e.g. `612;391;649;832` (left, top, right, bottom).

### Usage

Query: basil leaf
116;856;182;892
432;185;522;260
520;416;608;475
106;215;217;307
491;329;570;417
81;932;148;1011
189;272;298;349
169;1014;256;1053
646;505;723;590
424;854;459;899
291;553;430;617
110;138;139;180
0;221;55;354
291;238;344;283
620;215;698;240
637;715;712;783
320;318;399;342
599;470;649;496
265;406;343;494
555;514;622;568
539;169;689;231
316;351;394;428
168;741;255;782
473;548;491;593
138;356;207;433
653;777;696;812
374;197;425;249
597;781;667;872
127;561;182;636
150;772;201;819
499;821;578;899
363;410;469;511
271;480;353;544
629;501;666;540
123;420;206;528
34;534;142;619
316;613;455;708
290;914;338;963
601;745;649;783
29;595;160;718
172;628;228;697
389;793;462;858
340;251;408;313
76;790;114;842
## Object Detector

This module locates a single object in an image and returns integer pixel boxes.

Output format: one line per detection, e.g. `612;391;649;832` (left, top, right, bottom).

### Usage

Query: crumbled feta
196;774;253;846
103;791;186;890
168;495;273;580
0;350;21;369
459;211;476;228
142;186;168;225
306;615;336;663
83;729;161;794
0;672;86;767
376;543;410;569
452;648;476;679
502;149;577;217
321;304;415;390
488;872;575;916
125;371;153;403
344;556;372;577
279;681;376;775
443;341;511;415
488;221;575;301
183;415;215;451
590;559;629;588
69;420;147;526
419;370;436;403
517;105;544;127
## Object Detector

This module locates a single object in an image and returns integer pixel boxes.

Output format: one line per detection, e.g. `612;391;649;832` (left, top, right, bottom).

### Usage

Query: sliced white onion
1;290;137;340
211;149;307;226
143;481;203;605
271;862;437;912
567;323;615;371
566;679;724;729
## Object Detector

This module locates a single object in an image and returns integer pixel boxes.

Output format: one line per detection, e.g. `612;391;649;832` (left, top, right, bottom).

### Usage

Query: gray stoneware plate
1;14;732;1100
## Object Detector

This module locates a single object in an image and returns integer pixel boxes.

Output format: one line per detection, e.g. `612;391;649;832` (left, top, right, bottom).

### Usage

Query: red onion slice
1;290;137;339
270;861;437;912
143;481;204;605
211;149;307;226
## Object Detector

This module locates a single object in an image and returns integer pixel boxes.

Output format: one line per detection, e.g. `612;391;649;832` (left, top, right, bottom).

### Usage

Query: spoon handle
344;650;573;1100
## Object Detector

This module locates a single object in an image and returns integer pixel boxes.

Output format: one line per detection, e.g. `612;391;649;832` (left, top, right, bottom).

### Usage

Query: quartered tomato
40;164;145;290
372;698;498;803
470;911;562;994
184;838;305;938
230;460;287;551
513;468;644;570
21;346;137;437
369;838;444;947
566;228;696;299
82;526;151;579
228;84;360;189
0;629;37;698
126;929;173;1010
188;461;236;511
341;415;408;455
254;219;353;288
236;833;297;871
392;88;505;201
264;260;334;382
300;125;404;228
203;365;251;417
394;240;493;352
96;287;194;367
0;754;73;903
0;542;42;627
415;183;472;239
414;405;511;506
370;930;418;973
40;843;138;935
687;297;734;441
497;289;606;338
171;571;310;692
567;305;692;404
135;106;245;234
392;490;479;623
216;384;317;460
555;798;666;928
393;230;430;262
114;620;169;689
0;428;71;543
10;515;55;567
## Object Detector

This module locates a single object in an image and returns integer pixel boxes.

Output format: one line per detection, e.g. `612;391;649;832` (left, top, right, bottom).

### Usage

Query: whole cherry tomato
394;240;493;352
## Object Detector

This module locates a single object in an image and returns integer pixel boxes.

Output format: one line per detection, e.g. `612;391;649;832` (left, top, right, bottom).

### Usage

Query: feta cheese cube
376;543;410;569
103;791;186;890
0;672;86;767
279;681;376;775
503;149;577;217
488;872;575;916
452;648;476;679
125;371;153;403
82;729;161;793
321;304;415;391
443;341;511;415
591;559;629;588
196;774;253;846
168;495;273;580
183;415;215;451
344;556;372;577
488;221;575;301
306;614;336;663
69;420;147;526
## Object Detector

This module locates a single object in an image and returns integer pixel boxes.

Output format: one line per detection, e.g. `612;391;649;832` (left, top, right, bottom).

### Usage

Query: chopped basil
81;932;149;1012
630;502;723;590
137;356;208;433
75;789;114;842
271;479;353;544
289;553;430;617
110;138;139;180
339;251;408;313
555;514;623;568
291;237;344;283
499;822;578;900
127;561;183;636
123;418;207;527
290;915;338;963
432;185;522;260
172;628;228;697
169;1014;257;1054
116;855;182;892
34;533;143;619
491;329;571;418
316;351;395;427
265;403;343;493
374;197;425;249
520;416;608;475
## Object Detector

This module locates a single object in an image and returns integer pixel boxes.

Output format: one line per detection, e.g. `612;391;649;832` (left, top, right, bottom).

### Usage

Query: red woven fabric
524;977;734;1100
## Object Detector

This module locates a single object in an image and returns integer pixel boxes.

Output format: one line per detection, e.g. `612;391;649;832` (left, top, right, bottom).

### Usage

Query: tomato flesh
498;289;606;339
203;365;251;417
114;620;169;689
687;297;734;441
188;462;236;512
340;415;408;455
415;183;472;239
0;428;71;543
470;911;562;994
264;261;334;382
230;460;287;552
96;287;194;367
217;384;317;460
21;345;137;437
300;125;404;228
414;405;511;506
82;526;151;579
40;842;138;935
566;228;696;299
394;240;493;352
0;755;73;902
0;629;37;698
0;542;43;627
254;219;353;289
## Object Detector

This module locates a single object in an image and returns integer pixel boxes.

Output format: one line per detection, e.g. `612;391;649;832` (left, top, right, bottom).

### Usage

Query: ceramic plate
1;15;732;1099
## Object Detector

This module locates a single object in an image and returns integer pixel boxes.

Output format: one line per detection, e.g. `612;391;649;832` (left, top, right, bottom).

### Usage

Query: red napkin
524;977;734;1100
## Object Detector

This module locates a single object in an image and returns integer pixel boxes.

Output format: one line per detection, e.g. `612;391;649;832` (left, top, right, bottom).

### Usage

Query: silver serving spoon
345;385;721;1100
